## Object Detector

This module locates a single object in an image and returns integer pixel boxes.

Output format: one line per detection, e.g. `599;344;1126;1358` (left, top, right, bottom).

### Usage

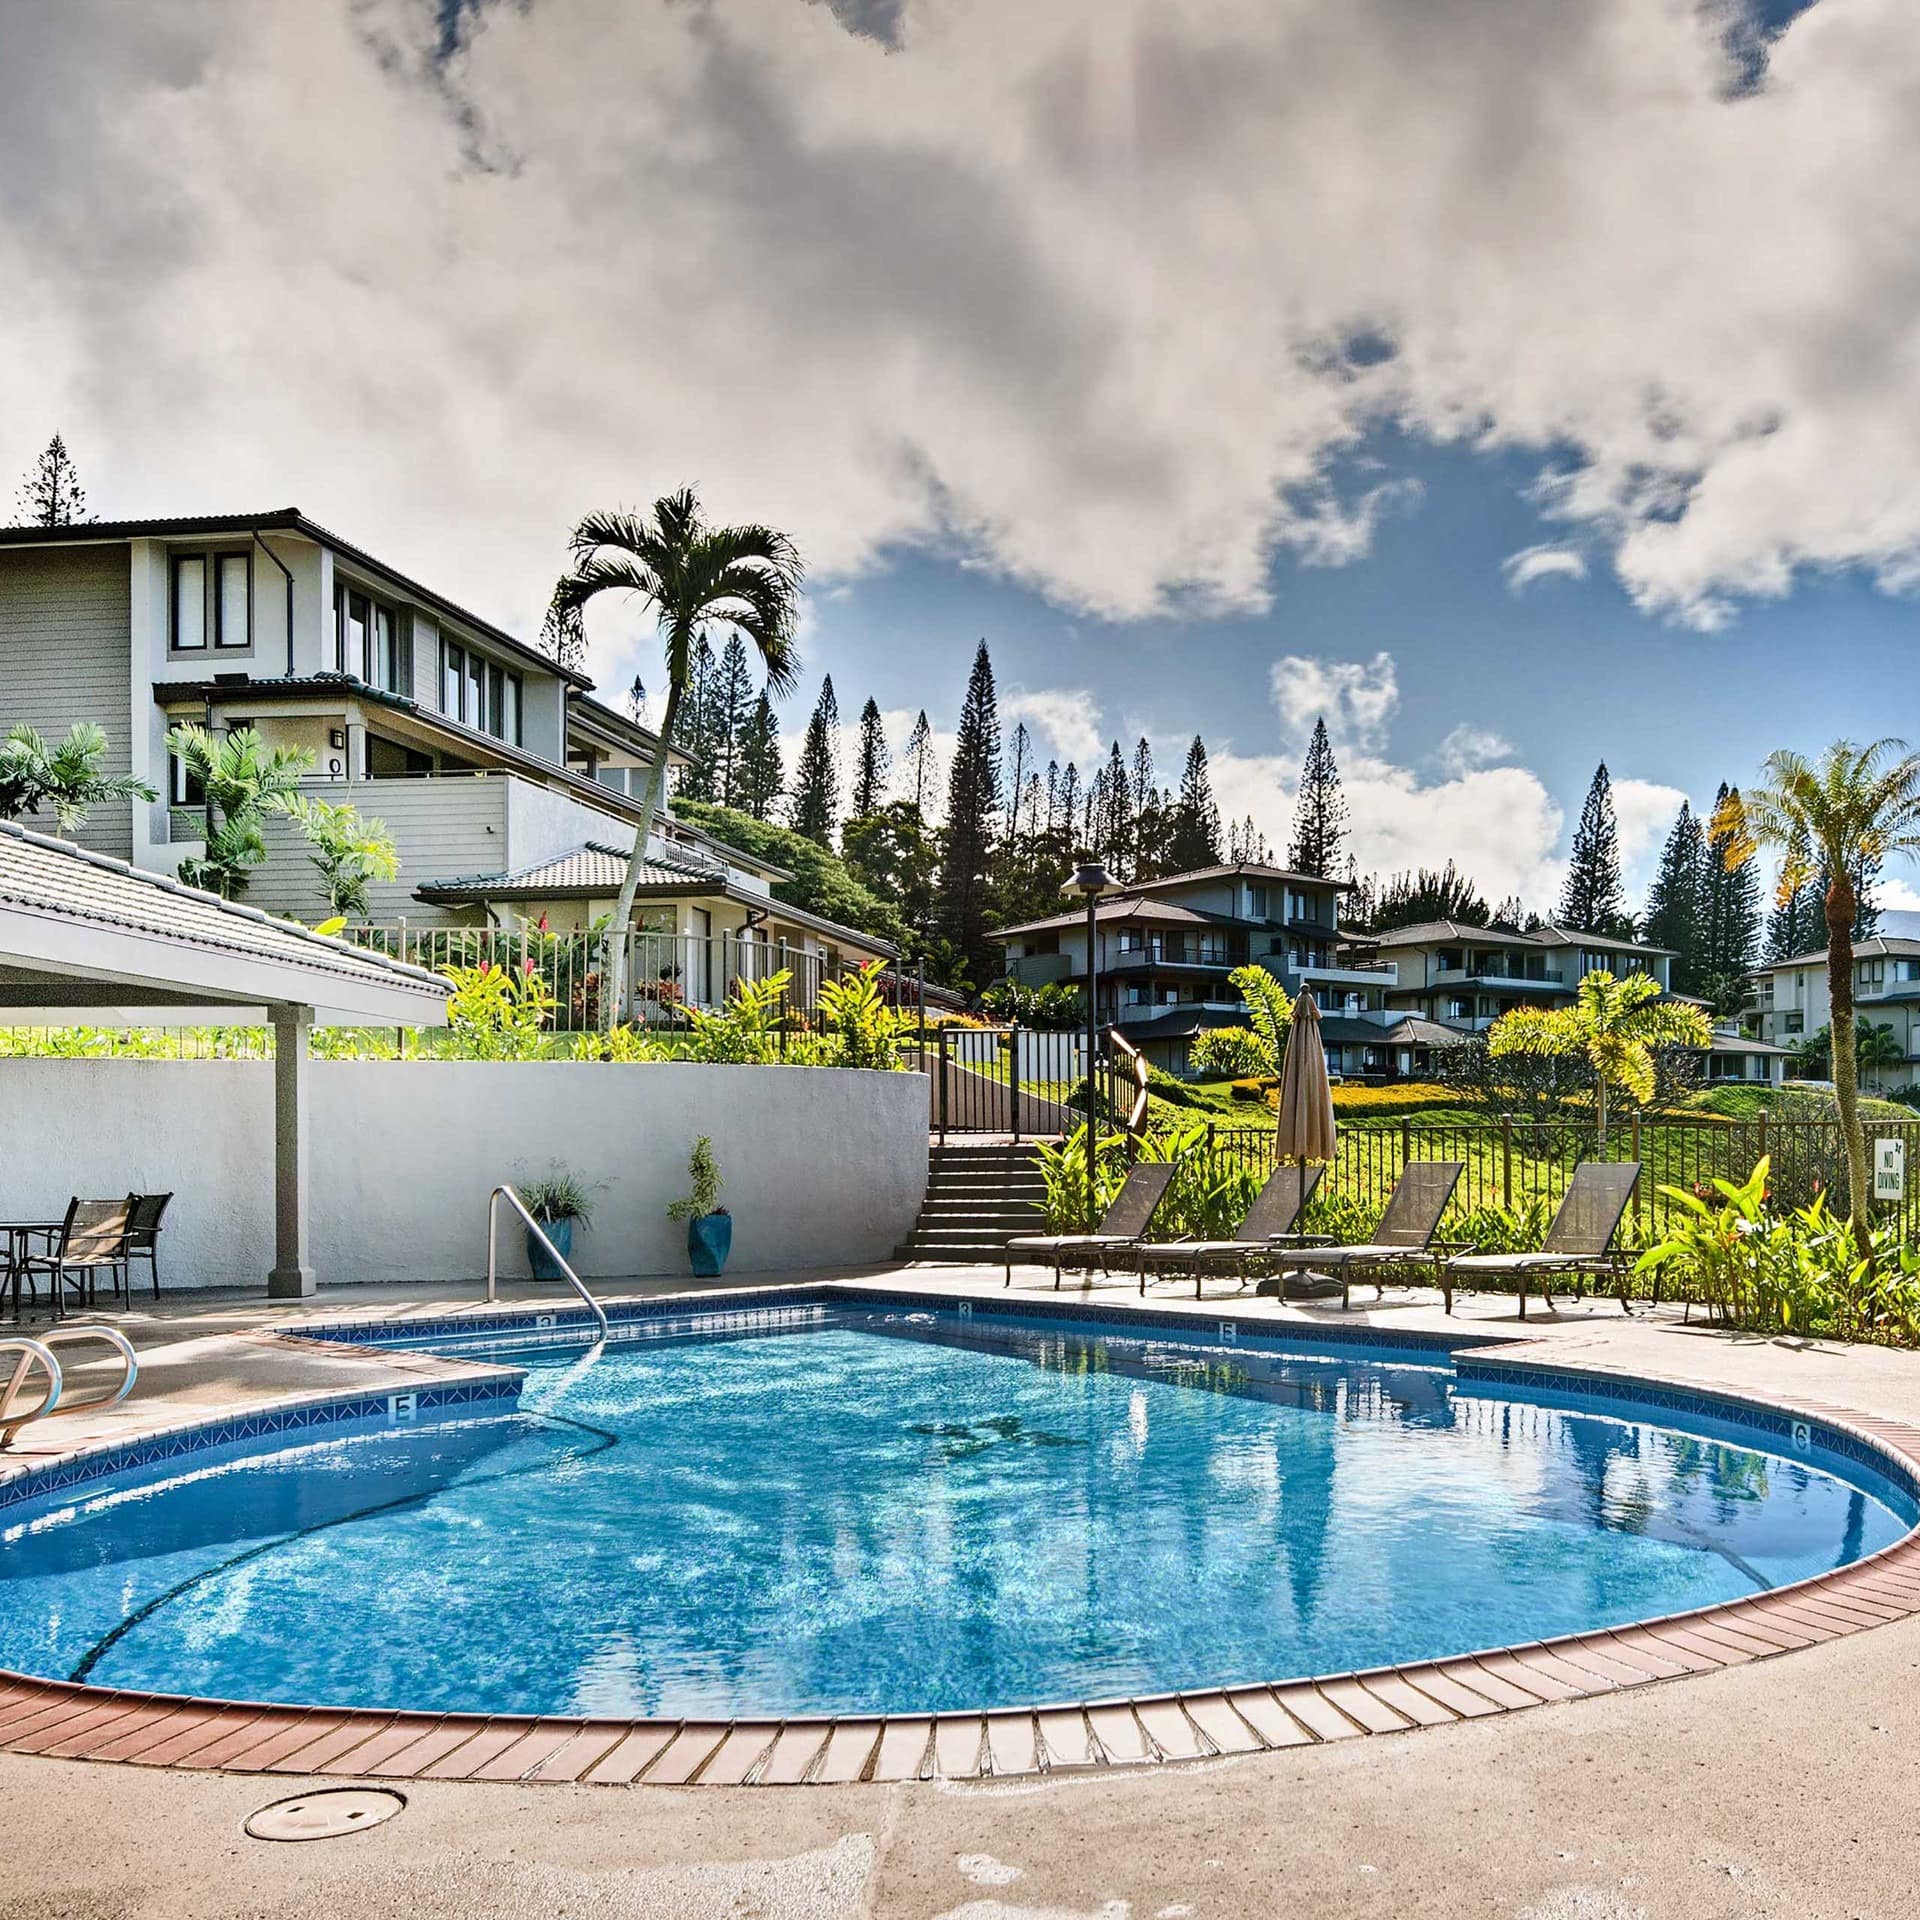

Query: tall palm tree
1489;969;1712;1149
1714;739;1920;1246
543;490;802;1023
0;722;155;834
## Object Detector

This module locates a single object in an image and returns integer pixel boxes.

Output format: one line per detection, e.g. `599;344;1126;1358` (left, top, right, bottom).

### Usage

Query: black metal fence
917;1024;1144;1140
1197;1112;1920;1247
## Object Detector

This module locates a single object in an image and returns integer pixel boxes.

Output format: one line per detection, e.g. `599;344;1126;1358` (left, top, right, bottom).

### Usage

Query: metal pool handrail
487;1185;610;1340
1;1326;140;1449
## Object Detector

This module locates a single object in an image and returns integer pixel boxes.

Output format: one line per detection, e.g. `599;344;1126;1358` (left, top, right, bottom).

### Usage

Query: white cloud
1001;688;1104;767
4;0;1919;641
1268;651;1398;755
1501;545;1590;593
1435;723;1513;777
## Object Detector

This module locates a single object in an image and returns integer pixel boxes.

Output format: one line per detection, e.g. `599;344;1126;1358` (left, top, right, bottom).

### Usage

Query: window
1247;885;1269;918
171;555;207;651
442;640;465;718
374;606;398;690
499;671;521;744
466;651;484;730
168;751;205;808
215;553;250;649
332;584;405;691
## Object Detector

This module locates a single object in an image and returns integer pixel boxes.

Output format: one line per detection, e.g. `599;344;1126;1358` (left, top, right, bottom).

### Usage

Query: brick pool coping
4;1285;1920;1788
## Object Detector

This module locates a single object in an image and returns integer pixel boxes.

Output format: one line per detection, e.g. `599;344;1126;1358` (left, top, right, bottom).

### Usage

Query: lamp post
1067;858;1117;1230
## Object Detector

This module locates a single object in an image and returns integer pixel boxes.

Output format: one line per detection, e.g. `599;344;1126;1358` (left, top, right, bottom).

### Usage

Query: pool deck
6;1263;1920;1917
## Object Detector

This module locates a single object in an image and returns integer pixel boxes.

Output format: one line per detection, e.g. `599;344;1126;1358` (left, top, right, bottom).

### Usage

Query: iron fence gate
920;1025;1143;1140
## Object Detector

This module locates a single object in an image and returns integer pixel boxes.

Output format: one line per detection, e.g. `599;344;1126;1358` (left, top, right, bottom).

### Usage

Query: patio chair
1444;1162;1641;1318
1268;1161;1465;1312
1004;1160;1180;1289
1133;1162;1327;1298
120;1192;173;1301
16;1198;134;1319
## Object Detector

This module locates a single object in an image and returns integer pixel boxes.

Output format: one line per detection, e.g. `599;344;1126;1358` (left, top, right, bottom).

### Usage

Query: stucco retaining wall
0;1061;929;1290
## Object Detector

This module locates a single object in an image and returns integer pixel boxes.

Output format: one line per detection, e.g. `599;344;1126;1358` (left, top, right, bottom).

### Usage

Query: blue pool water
1;1309;1911;1718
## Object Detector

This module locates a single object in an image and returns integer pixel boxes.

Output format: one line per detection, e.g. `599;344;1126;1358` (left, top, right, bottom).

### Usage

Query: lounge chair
16;1198;133;1318
1005;1160;1179;1289
1444;1162;1641;1318
1133;1162;1327;1297
1268;1161;1465;1311
120;1191;173;1300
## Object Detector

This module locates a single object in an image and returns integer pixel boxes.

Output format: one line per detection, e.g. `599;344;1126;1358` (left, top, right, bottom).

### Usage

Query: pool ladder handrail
486;1185;610;1340
1;1326;139;1449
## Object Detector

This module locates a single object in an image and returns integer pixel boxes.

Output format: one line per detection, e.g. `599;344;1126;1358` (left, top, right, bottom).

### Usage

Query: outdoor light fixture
1065;858;1119;1231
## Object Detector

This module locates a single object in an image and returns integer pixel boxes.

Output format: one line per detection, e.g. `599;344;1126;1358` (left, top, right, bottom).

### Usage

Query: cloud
1501;545;1590;593
1434;723;1514;777
4;0;1919;641
1001;688;1104;767
1268;651;1398;755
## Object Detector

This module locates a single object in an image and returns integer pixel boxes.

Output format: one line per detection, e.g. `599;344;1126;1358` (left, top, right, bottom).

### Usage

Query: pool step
896;1141;1050;1263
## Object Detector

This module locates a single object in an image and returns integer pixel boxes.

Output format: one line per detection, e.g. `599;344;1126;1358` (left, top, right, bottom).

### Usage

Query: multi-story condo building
0;511;891;997
1750;936;1920;1091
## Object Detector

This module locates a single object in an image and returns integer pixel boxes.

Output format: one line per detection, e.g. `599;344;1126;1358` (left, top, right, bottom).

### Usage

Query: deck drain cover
245;1788;405;1843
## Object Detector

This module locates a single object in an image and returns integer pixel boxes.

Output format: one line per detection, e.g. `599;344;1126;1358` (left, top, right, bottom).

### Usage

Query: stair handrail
487;1185;610;1340
0;1338;61;1449
1;1326;139;1449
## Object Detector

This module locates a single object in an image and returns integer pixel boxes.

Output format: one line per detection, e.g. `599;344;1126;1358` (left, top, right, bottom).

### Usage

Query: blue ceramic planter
527;1216;575;1281
688;1211;732;1278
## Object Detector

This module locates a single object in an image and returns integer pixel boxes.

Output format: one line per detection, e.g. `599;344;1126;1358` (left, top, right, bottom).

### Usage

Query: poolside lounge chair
1004;1160;1179;1289
1268;1161;1464;1312
119;1191;173;1301
16;1198;133;1318
1133;1162;1327;1297
1444;1162;1641;1318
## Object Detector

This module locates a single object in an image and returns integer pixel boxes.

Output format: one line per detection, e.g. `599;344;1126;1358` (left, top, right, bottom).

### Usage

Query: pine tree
14;433;90;527
1169;735;1223;871
1056;762;1081;844
1043;760;1061;834
900;710;939;821
1228;814;1268;864
1093;740;1133;875
941;641;1002;982
626;674;648;725
789;675;841;846
1491;894;1528;931
851;697;889;819
1642;801;1707;992
1368;861;1492;933
671;635;718;801
1005;723;1033;843
707;634;753;808
1287;718;1349;878
1558;762;1633;936
736;691;784;821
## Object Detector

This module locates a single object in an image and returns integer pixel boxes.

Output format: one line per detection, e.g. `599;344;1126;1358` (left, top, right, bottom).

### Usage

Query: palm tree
543;490;802;1023
1857;1018;1906;1093
1489;969;1712;1149
0;722;155;834
1714;740;1920;1246
164;723;314;898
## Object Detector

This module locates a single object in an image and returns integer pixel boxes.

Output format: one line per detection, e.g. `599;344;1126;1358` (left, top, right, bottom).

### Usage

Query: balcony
1005;951;1073;987
1109;946;1237;972
1430;964;1566;990
1293;958;1398;988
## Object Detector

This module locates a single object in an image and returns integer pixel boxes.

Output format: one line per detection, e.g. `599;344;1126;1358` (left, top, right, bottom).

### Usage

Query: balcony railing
1431;964;1566;988
1110;946;1237;970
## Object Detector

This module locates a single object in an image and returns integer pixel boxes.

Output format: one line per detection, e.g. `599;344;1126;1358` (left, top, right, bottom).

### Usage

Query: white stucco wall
0;1062;929;1292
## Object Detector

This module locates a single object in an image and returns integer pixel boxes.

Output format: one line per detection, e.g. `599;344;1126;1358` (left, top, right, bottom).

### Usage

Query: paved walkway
4;1263;1920;1918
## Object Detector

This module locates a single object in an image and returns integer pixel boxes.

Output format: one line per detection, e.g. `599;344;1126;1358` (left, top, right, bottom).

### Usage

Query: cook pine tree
789;675;841;847
1558;762;1634;938
1169;735;1223;871
851;697;890;820
14;433;90;528
941;641;1002;985
735;691;785;821
1641;800;1706;992
1287;718;1349;879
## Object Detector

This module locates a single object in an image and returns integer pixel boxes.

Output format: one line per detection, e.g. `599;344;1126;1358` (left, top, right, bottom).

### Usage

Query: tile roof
418;842;722;898
0;820;448;1000
1758;935;1920;970
1367;918;1673;956
990;898;1235;938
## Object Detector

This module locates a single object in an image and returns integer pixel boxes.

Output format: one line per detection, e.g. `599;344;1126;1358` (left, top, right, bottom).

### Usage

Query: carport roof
0;820;450;1026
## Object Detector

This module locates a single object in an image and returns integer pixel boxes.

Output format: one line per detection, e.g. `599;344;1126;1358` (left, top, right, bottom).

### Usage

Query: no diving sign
1875;1138;1906;1203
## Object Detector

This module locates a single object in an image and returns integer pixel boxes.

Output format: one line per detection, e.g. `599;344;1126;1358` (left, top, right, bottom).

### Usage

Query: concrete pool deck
5;1264;1920;1917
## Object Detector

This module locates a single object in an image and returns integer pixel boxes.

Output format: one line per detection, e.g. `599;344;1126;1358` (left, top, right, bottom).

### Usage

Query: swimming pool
1;1302;1913;1722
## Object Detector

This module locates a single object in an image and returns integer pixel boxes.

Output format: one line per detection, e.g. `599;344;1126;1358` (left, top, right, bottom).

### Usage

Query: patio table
0;1220;63;1319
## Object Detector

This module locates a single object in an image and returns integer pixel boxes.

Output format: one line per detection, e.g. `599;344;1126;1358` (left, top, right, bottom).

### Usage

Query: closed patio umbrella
1275;991;1337;1166
1270;991;1338;1298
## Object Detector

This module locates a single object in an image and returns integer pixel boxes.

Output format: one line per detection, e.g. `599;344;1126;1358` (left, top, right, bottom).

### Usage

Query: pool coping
5;1281;1920;1788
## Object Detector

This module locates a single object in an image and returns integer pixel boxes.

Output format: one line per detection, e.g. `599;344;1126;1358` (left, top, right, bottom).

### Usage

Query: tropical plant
1488;969;1712;1148
1714;739;1920;1248
0;722;155;833
519;1168;595;1229
443;961;557;1061
1228;963;1293;1068
978;978;1085;1031
276;795;399;919
680;969;791;1065
816;963;906;1070
1188;1026;1275;1079
1134;1118;1260;1239
666;1136;726;1221
542;490;803;1023
1033;1124;1130;1232
164;722;314;897
1857;1019;1906;1090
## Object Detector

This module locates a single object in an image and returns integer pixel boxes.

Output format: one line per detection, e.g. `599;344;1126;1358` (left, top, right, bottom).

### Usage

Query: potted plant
667;1136;730;1277
519;1169;594;1280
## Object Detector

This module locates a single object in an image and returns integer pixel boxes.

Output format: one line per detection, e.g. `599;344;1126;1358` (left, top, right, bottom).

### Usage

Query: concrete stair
896;1141;1051;1263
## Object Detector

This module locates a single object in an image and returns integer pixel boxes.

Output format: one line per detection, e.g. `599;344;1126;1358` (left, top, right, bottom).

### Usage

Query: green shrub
666;1136;725;1221
1189;1026;1274;1079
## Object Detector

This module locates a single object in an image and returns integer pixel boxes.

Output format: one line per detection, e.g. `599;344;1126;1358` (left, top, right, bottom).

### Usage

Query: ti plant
816;962;907;1070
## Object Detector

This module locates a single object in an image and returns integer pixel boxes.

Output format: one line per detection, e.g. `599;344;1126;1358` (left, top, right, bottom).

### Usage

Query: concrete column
268;1004;315;1298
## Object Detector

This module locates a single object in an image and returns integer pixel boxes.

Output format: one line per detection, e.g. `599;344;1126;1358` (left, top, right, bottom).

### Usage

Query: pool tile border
5;1281;1920;1787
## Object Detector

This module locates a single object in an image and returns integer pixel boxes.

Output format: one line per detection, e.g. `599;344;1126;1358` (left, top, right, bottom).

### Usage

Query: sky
3;0;1917;913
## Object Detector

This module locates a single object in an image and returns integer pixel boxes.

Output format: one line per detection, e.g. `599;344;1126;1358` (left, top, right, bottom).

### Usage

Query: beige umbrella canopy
1274;990;1337;1165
